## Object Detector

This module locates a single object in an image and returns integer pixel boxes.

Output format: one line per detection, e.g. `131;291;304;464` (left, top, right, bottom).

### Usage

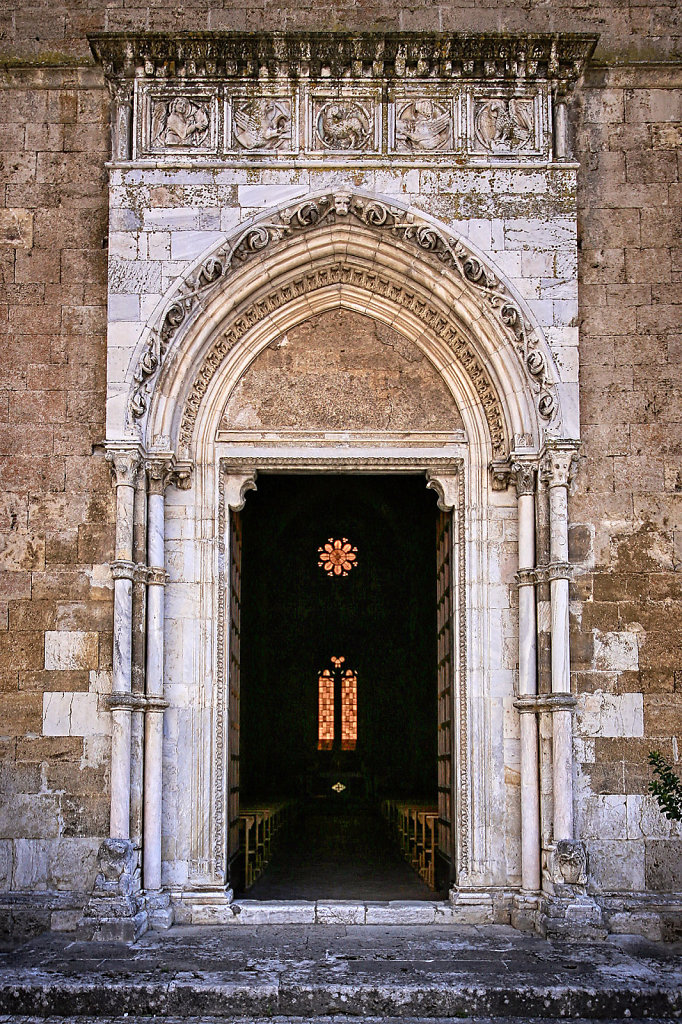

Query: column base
510;890;543;933
144;889;175;930
79;838;148;943
447;885;512;925
538;891;607;939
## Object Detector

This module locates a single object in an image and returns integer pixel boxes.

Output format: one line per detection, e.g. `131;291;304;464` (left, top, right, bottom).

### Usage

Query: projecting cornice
89;31;597;88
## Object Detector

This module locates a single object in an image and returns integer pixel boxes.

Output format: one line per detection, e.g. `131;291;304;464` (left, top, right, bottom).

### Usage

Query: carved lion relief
313;99;375;151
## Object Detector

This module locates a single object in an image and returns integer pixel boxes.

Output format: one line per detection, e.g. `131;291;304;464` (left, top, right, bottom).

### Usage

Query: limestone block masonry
0;18;680;945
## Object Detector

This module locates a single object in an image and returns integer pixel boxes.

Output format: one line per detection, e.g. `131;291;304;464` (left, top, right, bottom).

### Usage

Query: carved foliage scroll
128;193;559;446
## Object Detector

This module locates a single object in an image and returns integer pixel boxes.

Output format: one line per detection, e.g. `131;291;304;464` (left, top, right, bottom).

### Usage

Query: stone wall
571;65;682;895
0;68;114;934
0;1;680;936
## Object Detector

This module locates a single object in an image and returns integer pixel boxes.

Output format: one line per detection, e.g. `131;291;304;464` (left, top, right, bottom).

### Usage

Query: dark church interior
237;474;443;899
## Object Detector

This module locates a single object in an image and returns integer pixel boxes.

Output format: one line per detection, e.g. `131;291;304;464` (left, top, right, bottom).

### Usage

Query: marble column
143;459;171;893
106;448;140;841
513;461;541;893
544;443;579;843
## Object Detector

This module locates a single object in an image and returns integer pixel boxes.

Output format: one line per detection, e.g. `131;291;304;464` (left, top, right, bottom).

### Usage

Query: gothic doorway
231;473;447;899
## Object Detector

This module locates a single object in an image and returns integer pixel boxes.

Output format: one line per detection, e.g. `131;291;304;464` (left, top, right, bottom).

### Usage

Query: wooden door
436;508;455;883
227;509;242;876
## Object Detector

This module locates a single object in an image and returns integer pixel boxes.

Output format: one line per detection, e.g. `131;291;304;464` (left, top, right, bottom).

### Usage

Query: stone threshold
174;896;503;927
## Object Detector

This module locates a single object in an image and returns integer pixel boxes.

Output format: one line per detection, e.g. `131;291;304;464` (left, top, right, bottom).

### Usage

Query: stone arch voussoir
131;190;566;458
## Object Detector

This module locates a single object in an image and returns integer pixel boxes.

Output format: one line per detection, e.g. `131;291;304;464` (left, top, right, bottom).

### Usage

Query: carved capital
106;448;141;488
146;455;194;494
146;457;174;496
511;460;537;497
107;691;146;712
171;460;193;490
541;442;580;490
546;559;573;583
110;559;136;582
224;471;258;511
425;470;458;511
146;566;169;587
514;692;577;715
515;567;537;588
133;563;150;584
144;694;169;714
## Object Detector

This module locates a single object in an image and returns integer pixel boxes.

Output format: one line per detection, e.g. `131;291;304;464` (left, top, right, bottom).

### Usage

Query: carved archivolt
178;262;507;457
129;192;560;451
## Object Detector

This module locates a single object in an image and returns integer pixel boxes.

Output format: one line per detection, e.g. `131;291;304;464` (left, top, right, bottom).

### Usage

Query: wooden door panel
227;509;242;870
436;508;455;882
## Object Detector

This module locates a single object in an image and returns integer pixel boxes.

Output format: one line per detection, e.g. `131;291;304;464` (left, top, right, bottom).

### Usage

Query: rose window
317;537;358;577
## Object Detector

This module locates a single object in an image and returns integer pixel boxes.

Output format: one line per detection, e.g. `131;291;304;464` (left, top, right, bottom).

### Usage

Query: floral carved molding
128;192;560;455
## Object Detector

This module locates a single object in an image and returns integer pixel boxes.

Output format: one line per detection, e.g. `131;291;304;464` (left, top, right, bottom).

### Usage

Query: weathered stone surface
220;309;464;434
0;3;680;935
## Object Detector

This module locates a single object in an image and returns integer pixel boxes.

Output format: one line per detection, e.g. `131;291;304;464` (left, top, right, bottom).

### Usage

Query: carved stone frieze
91;33;597;164
128;192;558;449
90;32;597;90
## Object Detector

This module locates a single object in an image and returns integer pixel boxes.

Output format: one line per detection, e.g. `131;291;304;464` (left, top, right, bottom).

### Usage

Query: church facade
0;6;680;943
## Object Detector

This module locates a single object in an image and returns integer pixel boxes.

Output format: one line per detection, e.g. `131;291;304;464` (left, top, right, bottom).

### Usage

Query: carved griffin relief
232;98;293;150
474;97;535;153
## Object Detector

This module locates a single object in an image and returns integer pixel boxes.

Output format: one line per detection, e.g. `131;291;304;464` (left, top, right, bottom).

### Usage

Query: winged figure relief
233;100;292;150
395;100;452;152
474;97;535;152
151;97;210;149
317;102;371;150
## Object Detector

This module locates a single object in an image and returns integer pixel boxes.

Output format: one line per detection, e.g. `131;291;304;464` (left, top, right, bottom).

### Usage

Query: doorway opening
233;473;448;900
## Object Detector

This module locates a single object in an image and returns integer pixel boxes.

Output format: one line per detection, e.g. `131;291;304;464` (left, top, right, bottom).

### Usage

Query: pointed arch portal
96;26;594;925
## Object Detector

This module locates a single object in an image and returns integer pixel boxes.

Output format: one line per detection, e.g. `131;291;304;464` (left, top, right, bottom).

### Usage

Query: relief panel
227;93;297;154
136;83;220;157
467;87;549;158
389;87;463;154
306;86;382;155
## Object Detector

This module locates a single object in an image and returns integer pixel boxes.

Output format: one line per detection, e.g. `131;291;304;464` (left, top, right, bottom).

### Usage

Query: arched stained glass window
318;668;334;750
340;669;358;751
317;657;358;751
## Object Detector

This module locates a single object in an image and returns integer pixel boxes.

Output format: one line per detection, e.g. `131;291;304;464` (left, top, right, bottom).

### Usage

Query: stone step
1;1019;679;1024
1;974;680;1019
1;924;680;1021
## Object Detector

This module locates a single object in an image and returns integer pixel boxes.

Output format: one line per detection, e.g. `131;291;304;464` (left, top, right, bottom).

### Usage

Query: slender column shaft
554;99;568;160
546;447;578;843
515;467;540;892
143;466;169;892
130;474;148;849
108;450;139;841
